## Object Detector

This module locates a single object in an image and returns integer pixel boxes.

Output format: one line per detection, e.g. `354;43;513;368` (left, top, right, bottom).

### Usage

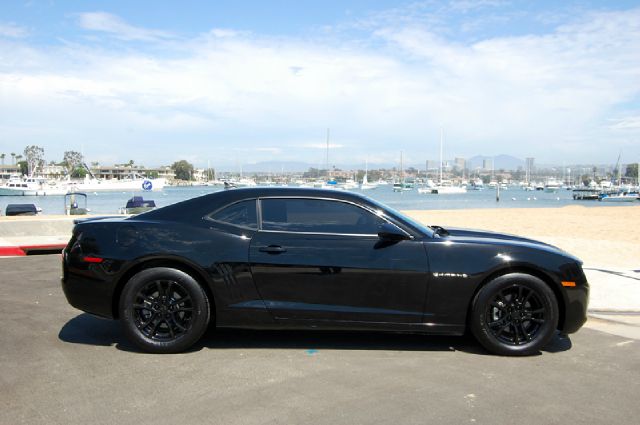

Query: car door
249;197;430;324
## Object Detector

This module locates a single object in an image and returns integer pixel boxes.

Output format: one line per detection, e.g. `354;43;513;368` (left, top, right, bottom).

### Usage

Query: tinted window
209;200;257;229
261;198;384;234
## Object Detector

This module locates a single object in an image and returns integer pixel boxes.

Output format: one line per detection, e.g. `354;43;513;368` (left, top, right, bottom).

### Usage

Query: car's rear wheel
119;267;210;353
470;273;558;356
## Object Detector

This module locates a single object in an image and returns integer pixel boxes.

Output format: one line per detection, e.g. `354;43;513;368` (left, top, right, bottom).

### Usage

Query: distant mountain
217;155;526;173
219;161;314;173
467;155;524;171
221;160;399;173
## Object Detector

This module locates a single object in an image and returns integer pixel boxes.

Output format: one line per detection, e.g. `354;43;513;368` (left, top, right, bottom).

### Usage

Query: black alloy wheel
120;267;210;353
133;279;194;341
485;285;545;346
470;273;558;356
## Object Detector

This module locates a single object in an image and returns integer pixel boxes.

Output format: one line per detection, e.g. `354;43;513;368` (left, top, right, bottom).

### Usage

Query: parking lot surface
1;256;639;425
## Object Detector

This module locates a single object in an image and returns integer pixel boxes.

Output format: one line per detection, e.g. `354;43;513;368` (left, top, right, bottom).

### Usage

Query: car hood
438;227;579;260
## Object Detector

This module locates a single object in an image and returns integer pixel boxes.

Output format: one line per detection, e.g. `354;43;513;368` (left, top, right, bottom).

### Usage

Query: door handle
259;245;287;254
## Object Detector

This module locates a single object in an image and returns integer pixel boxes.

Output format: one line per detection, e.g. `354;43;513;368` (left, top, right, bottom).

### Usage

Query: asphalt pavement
1;255;639;425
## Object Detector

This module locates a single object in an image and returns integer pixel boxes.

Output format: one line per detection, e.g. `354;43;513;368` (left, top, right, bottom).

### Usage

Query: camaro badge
433;272;469;278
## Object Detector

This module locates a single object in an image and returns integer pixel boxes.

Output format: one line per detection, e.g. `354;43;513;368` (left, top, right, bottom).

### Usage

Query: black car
62;188;588;355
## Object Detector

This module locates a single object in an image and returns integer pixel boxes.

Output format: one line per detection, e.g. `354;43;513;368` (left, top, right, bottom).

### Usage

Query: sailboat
360;160;377;190
393;152;412;192
417;161;435;194
429;129;466;194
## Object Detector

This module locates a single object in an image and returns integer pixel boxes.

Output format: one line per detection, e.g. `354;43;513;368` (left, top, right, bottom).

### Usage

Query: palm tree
11;152;15;165
0;153;5;165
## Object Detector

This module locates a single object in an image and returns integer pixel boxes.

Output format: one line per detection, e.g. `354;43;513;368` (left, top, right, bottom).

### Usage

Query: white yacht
69;173;166;192
0;176;68;196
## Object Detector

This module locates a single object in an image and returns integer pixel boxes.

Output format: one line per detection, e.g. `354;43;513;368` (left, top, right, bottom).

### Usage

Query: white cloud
0;22;28;38
609;116;640;130
1;7;639;166
77;12;174;41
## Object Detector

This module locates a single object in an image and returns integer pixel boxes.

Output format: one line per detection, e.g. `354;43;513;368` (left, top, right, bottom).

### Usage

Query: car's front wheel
470;273;558;356
119;267;210;353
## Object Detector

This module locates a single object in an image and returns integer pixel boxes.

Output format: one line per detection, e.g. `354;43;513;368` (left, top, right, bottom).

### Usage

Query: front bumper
560;279;589;334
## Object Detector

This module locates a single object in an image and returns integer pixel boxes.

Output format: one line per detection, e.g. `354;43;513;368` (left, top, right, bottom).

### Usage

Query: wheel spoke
165;319;175;338
530;318;545;324
513;323;521;345
529;308;545;314
497;290;508;303
139;314;155;328
520;323;531;341
149;317;162;337
175;307;193;313
155;280;163;298
171;315;187;331
495;323;510;338
175;296;191;305
142;295;155;303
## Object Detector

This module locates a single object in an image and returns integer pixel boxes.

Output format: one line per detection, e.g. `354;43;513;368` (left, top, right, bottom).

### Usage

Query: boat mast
439;128;443;184
326;128;330;180
364;159;368;184
425;160;428;184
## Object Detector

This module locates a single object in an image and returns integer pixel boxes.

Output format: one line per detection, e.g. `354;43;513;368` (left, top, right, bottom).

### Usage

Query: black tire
470;273;558;356
119;267;210;354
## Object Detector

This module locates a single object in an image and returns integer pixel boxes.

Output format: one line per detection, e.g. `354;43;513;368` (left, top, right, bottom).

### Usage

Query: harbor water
0;185;636;216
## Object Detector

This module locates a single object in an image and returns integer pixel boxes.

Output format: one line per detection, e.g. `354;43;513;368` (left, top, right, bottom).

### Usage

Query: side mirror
377;223;410;241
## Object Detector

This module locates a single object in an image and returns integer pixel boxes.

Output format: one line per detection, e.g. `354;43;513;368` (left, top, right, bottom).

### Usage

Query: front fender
423;239;586;330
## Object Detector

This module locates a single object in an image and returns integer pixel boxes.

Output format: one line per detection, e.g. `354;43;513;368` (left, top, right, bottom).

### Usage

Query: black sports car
61;188;588;355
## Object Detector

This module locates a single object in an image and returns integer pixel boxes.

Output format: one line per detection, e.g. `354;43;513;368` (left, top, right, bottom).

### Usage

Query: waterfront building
90;165;175;181
0;165;20;180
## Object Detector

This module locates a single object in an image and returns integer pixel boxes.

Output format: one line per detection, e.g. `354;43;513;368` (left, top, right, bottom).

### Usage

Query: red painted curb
0;244;66;257
0;247;27;256
20;244;67;252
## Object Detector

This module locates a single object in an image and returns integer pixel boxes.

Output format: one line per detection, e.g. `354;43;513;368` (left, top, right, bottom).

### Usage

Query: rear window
208;200;257;229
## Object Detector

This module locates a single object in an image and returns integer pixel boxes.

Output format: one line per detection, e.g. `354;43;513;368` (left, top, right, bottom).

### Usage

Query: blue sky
1;0;639;168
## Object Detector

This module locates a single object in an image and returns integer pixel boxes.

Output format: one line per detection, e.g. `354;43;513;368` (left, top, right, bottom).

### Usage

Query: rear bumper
61;274;116;319
61;249;117;319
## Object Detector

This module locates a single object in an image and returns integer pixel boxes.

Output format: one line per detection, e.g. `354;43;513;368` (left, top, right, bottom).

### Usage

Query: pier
572;188;600;200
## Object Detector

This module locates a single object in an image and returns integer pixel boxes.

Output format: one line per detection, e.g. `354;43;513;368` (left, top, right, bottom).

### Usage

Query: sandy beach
404;205;640;270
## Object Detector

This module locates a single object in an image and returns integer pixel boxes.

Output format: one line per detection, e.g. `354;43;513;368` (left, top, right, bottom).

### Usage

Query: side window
261;198;384;234
208;200;257;229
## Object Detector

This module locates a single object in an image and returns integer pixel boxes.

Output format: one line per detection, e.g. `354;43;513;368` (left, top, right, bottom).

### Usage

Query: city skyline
1;1;639;167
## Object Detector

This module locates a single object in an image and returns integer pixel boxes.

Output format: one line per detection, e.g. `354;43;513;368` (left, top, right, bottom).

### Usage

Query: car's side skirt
217;319;465;335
